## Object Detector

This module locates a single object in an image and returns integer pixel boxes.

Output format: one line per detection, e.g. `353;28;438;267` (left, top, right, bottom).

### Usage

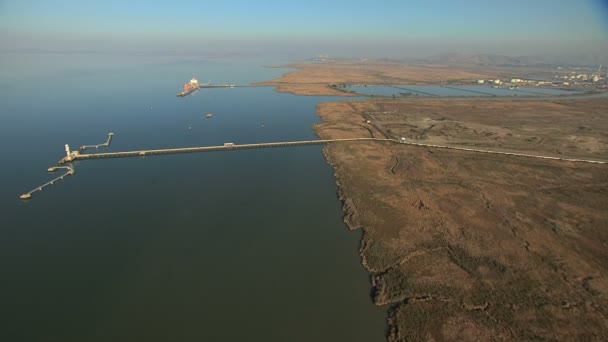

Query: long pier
177;84;249;97
59;136;607;165
21;135;607;200
59;138;392;163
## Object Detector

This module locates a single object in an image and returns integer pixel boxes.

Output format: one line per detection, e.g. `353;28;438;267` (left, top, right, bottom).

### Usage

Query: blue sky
1;0;607;57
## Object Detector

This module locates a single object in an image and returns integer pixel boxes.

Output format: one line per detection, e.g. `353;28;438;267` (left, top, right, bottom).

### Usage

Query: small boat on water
206;112;213;118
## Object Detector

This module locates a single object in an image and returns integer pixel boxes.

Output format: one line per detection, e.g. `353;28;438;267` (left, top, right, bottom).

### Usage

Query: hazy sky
1;0;607;57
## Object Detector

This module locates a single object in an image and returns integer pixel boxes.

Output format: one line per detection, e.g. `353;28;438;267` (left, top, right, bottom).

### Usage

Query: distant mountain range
403;53;608;67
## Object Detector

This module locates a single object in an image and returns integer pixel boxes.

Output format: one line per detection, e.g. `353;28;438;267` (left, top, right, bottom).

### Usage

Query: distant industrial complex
476;65;606;89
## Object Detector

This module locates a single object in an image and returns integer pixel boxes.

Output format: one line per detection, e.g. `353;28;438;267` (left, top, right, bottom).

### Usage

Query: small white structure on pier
62;144;79;163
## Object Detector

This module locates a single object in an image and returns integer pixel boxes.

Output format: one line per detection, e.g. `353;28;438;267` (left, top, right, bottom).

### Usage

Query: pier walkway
59;136;607;165
19;166;75;200
79;132;114;151
60;138;392;163
21;135;606;200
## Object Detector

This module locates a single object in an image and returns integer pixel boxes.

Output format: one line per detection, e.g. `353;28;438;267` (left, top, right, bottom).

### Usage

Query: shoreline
267;61;608;340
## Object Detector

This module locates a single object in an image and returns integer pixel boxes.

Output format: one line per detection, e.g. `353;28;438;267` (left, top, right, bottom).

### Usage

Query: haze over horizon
1;0;608;59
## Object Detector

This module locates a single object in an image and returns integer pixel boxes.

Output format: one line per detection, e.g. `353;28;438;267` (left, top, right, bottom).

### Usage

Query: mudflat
269;62;608;340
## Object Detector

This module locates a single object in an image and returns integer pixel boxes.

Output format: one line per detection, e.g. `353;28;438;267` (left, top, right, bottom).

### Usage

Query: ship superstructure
177;77;200;97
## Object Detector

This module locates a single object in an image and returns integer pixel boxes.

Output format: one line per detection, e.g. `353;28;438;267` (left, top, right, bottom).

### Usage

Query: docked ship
177;77;200;97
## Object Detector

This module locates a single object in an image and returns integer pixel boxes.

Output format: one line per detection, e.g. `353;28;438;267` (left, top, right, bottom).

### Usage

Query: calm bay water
0;53;385;341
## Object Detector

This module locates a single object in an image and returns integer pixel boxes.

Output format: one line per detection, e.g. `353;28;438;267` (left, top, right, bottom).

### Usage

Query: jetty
177;77;243;97
19;166;75;200
20;133;606;200
59;138;389;163
79;132;114;151
58;137;608;165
